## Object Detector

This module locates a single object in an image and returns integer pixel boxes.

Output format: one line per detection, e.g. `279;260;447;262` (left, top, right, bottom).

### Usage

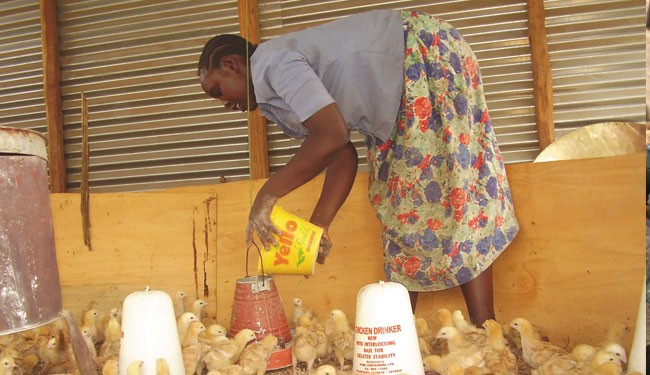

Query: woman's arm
246;103;353;248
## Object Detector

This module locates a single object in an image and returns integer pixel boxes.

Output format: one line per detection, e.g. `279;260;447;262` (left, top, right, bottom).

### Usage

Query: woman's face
199;55;257;112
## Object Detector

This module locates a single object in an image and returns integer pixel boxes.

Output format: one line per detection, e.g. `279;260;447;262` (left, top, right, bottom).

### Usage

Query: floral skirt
366;11;520;292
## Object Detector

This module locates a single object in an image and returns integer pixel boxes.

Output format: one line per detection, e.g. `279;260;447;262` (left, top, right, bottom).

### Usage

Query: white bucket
353;281;424;375
119;287;185;375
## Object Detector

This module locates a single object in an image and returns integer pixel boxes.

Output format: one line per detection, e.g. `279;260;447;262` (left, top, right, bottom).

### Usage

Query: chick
127;360;144;375
239;335;278;375
435;326;485;369
177;312;199;342
21;353;40;374
331;330;354;370
438;308;454;327
532;353;585;375
452;310;487;346
509;317;567;369
81;308;101;344
415;317;434;357
102;358;119;375
481;319;517;375
103;308;121;342
81;326;98;361
0;354;16;375
292;297;315;327
201;324;229;349
203;328;256;372
314;364;337;375
191;298;209;320
156;358;170;375
99;308;122;363
423;354;445;373
292;329;319;375
39;335;64;368
582;350;622;375
174;290;187;318
182;321;206;375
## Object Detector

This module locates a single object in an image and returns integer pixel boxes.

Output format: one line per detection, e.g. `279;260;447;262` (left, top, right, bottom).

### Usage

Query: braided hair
198;34;257;75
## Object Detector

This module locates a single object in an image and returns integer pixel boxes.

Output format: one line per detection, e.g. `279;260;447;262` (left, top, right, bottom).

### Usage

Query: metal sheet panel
1;0;645;192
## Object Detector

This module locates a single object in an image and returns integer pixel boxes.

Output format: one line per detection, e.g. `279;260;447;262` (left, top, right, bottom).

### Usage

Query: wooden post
40;0;66;192
527;0;555;150
238;0;270;179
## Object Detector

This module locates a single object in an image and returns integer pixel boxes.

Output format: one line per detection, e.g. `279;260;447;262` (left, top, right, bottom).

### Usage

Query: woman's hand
246;193;280;250
316;228;333;264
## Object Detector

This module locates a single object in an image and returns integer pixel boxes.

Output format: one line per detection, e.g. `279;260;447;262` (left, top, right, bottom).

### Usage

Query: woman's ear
220;55;241;72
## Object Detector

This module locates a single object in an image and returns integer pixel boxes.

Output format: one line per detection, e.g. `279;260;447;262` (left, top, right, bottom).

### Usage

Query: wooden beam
40;0;66;192
527;0;556;150
238;0;269;179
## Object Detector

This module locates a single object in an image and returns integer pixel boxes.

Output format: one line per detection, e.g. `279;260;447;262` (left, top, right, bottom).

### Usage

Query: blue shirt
250;9;405;144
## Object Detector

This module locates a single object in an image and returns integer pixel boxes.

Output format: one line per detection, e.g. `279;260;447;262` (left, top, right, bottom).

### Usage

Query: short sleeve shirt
250;9;405;144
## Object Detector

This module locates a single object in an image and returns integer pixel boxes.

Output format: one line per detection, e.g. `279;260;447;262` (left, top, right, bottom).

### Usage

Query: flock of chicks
0;291;642;375
416;308;641;375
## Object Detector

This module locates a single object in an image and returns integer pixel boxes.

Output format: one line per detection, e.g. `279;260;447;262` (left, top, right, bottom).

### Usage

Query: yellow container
258;205;323;275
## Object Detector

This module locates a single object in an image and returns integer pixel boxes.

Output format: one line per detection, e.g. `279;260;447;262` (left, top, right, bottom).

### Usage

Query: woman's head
198;34;258;112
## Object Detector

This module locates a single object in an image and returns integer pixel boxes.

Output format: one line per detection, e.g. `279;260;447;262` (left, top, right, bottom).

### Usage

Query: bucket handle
245;240;267;286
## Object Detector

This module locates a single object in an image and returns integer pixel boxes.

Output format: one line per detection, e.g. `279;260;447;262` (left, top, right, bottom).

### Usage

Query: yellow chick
435;326;484;369
438;308;454;327
177;312;199;342
331;330;354;370
21;353;40;374
415;317;434;357
314;364;337;375
156;358;170;375
102;358;119;375
182;321;206;375
103;308;121;343
509;317;567;369
292;297;315;327
239;335;278;375
202;324;229;346
292;330;319;375
582;350;622;375
81;326;98;361
174;290;187;318
481;319;517;375
127;360;144;375
81;308;101;344
203;328;256;372
0;354;17;375
452;310;487;346
191;298;209;320
39;335;64;368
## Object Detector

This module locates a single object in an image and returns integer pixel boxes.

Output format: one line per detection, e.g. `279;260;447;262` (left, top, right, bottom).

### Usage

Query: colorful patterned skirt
366;11;520;292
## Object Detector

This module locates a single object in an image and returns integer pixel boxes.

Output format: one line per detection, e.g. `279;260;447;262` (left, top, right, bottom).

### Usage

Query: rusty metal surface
0;126;47;160
0;128;62;335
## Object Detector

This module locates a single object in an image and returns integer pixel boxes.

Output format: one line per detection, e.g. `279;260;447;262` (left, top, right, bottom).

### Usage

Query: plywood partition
51;153;645;352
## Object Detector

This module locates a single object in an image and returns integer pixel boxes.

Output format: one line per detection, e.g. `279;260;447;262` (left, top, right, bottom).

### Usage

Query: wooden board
51;153;645;352
51;192;218;319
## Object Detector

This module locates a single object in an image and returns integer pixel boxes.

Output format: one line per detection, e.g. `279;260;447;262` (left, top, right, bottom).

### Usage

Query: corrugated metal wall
258;0;539;172
545;0;646;137
0;0;645;192
0;1;46;134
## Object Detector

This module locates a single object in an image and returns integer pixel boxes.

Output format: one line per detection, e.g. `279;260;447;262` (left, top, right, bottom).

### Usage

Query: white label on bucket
353;324;403;374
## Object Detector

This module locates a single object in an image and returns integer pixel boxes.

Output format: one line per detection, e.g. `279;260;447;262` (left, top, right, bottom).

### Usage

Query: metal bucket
0;126;63;334
229;275;293;370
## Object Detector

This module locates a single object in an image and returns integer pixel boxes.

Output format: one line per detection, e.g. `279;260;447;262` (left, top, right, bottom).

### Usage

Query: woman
198;9;519;325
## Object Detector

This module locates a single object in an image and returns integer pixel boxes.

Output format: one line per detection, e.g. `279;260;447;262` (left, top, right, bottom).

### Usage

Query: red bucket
229;275;292;369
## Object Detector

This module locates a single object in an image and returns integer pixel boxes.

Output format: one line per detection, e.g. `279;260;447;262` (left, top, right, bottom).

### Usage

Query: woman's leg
408;291;419;314
460;265;495;326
